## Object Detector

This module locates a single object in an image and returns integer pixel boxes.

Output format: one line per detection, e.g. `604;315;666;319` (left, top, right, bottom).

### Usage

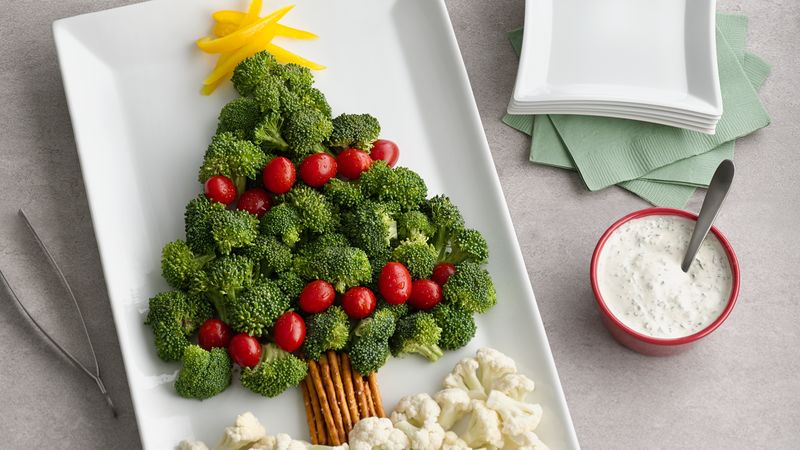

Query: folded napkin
504;14;771;207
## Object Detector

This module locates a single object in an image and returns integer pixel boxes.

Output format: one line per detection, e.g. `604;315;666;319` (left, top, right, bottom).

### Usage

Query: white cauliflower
348;417;409;450
492;373;535;401
475;348;517;390
180;441;210;450
433;388;472;430
505;431;549;450
442;431;470;450
391;393;442;426
214;412;267;450
393;420;446;450
485;391;543;438
460;401;503;449
443;358;486;400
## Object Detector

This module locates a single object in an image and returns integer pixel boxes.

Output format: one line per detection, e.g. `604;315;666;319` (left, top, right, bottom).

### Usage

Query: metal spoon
681;160;735;272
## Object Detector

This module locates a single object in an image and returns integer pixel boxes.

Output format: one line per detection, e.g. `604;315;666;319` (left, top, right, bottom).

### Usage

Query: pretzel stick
368;372;386;418
319;354;346;443
308;360;340;445
340;354;360;423
327;351;352;433
301;377;319;444
363;377;376;417
352;367;370;418
305;377;327;445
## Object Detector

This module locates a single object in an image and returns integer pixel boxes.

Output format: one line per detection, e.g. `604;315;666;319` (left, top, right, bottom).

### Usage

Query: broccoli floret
211;208;259;255
328;113;381;150
242;234;293;276
227;280;290;336
231;51;278;96
444;228;489;265
204;254;255;322
253;110;288;151
253;75;284;112
296;232;351;256
359;162;427;211
273;63;314;91
175;345;232;400
431;303;477;351
185;195;226;255
295;246;372;293
359;160;394;200
145;291;214;362
442;262;496;314
376;300;410;321
342;202;397;261
281;106;333;157
275;270;305;303
424;195;465;259
302;306;350;360
240;344;308;397
161;240;214;290
302;87;332;118
198;132;268;194
397;210;435;242
324;178;364;208
260;203;304;247
216;97;261;139
391;239;437;279
348;309;396;375
390;312;443;361
283;184;337;234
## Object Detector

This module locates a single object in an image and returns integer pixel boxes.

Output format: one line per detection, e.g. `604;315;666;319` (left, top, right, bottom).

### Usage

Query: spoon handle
681;160;735;272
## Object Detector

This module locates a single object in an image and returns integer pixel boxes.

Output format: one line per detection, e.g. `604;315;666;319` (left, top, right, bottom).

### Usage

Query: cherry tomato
408;279;442;310
204;175;237;205
263;157;296;194
370;139;400;167
341;287;377;319
336;148;373;180
273;311;306;353
236;188;271;217
431;262;457;286
378;262;413;305
298;280;336;313
197;319;232;351
228;333;262;368
299;153;337;188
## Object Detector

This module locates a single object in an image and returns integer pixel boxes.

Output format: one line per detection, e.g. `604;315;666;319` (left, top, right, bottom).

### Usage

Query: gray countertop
1;0;798;448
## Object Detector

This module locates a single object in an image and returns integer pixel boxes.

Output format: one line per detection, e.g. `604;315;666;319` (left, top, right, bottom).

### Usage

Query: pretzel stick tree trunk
308;360;340;445
327;351;353;433
340;354;360;423
319;354;346;443
300;379;319;444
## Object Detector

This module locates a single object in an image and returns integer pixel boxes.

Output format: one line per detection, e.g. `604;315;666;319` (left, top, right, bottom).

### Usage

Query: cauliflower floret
505;431;549;450
460;401;503;449
180;441;210;450
251;434;349;450
443;358;486;400
492;373;535;401
485;391;543;437
393;419;446;450
433;388;472;430
442;431;470;450
475;348;517;391
214;411;267;450
391;393;442;427
349;417;409;450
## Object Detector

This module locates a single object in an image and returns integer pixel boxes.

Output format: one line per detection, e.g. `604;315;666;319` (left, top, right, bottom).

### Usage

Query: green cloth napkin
503;14;771;207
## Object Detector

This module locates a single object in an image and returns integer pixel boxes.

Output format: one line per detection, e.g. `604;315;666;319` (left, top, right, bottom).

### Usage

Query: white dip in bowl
596;215;733;339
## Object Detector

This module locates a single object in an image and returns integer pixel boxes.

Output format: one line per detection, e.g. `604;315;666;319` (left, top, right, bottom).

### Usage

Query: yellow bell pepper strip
212;21;240;38
201;76;228;95
241;0;263;26
262;42;325;70
212;10;246;25
196;4;293;54
273;24;318;39
203;27;279;85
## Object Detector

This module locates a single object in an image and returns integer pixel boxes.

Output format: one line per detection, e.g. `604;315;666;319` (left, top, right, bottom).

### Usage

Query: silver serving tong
0;209;117;417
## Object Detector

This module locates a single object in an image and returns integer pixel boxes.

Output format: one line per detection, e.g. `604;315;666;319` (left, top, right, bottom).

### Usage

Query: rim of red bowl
590;207;741;346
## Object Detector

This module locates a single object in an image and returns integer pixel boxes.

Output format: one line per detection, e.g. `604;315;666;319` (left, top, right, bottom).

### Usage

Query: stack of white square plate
508;0;722;134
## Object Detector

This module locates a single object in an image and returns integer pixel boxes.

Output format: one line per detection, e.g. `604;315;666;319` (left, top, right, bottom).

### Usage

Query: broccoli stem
233;175;247;196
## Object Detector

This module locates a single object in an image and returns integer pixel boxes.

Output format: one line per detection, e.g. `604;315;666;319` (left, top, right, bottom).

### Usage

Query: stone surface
0;0;797;448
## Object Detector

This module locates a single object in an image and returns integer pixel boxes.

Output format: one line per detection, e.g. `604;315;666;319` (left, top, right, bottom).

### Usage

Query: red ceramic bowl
590;208;740;356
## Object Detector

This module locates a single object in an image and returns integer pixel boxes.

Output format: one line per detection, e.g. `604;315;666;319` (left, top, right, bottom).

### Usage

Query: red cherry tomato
236;188;271;217
341;287;377;319
273;311;306;352
198;319;232;351
408;279;442;310
431;262;457;286
228;333;262;368
299;153;337;188
298;280;336;314
336;148;373;180
263;157;296;194
370;139;400;167
378;262;413;305
204;175;237;205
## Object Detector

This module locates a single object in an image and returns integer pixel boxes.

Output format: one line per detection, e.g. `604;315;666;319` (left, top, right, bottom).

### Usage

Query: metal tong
0;209;117;417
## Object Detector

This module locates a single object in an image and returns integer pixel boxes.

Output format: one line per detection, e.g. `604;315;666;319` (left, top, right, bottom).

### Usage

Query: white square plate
509;0;722;116
53;0;580;448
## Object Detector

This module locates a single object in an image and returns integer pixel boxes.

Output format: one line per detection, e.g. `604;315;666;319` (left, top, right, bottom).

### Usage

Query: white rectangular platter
53;0;579;448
